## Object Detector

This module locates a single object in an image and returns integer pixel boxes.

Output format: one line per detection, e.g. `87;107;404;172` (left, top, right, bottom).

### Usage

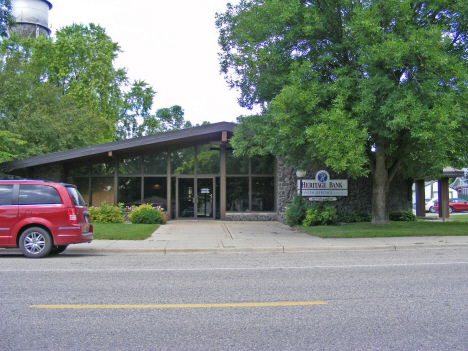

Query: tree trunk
371;152;390;224
370;144;401;224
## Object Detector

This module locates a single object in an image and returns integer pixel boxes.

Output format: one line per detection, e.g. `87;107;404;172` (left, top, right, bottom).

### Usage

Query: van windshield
66;186;86;206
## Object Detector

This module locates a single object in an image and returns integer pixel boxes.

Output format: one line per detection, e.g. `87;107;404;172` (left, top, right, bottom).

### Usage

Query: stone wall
276;161;413;222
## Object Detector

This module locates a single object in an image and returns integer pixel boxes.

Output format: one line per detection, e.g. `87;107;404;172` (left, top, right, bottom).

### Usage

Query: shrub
390;210;417;221
89;201;124;224
285;194;307;227
336;212;372;223
159;211;169;224
129;204;165;224
302;202;338;226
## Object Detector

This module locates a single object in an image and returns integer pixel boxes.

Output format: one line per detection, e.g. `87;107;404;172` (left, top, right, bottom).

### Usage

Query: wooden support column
415;179;426;217
113;159;118;206
220;144;226;220
438;177;450;219
167;152;171;220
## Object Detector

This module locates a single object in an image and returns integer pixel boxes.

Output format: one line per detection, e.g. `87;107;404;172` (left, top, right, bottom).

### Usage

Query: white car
425;198;438;213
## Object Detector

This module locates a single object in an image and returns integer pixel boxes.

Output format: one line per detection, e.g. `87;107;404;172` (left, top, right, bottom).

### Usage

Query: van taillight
67;208;77;224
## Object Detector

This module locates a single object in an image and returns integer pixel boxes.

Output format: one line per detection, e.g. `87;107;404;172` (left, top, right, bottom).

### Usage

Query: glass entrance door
177;177;215;219
178;178;194;218
196;178;214;219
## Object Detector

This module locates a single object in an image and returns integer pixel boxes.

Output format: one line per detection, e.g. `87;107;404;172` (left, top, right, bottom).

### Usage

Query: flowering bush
89;201;124;223
128;204;167;224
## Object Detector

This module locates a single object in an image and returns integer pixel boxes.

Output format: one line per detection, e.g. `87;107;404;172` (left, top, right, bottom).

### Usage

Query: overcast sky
48;0;253;125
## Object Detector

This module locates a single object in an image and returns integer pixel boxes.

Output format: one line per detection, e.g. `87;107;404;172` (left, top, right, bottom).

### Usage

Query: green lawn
92;223;160;240
297;220;468;238
451;214;468;222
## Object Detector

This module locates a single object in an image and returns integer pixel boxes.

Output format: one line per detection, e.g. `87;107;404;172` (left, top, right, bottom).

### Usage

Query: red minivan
0;180;93;258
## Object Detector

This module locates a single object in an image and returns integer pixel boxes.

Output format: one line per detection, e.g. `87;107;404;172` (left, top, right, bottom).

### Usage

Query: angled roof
0;122;235;173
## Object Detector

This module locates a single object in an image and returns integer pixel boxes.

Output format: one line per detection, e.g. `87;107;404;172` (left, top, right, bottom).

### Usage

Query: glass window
197;145;220;175
118;177;142;205
144;152;167;174
226;177;249;211
0;184;13;206
19;185;62;205
226;150;249;175
68;177;90;206
67;165;90;176
66;186;86;206
171;147;194;175
91;177;114;206
92;162;115;175
119;157;142;175
251;177;275;211
251;154;275;175
143;177;167;211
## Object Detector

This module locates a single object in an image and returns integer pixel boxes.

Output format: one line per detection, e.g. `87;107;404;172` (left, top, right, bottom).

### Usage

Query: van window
0;184;13;206
19;185;62;205
66;186;86;206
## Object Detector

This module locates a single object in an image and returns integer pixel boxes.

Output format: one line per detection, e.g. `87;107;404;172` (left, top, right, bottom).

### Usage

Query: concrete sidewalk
66;221;468;254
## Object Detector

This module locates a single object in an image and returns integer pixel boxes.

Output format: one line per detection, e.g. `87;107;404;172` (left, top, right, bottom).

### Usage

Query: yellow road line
31;301;328;309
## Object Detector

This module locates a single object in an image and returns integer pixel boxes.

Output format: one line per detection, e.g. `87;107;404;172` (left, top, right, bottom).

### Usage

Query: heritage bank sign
297;170;348;197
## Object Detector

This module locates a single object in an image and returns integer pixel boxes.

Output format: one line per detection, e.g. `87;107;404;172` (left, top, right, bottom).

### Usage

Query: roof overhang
0;122;236;174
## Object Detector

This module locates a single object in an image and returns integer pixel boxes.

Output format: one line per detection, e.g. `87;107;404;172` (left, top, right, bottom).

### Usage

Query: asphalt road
1;249;467;350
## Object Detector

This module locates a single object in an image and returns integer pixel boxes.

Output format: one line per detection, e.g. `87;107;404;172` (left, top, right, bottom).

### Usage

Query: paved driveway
151;220;318;252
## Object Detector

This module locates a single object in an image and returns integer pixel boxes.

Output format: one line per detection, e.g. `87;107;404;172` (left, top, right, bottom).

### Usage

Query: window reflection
119;157;142;175
118;177;142;205
226;149;249;175
144;152;167;174
197;145;220;175
92;163;115;175
252;177;275;211
144;177;167;211
0;185;13;206
251;154;275;174
91;178;114;206
226;177;249;211
171;147;194;175
69;177;90;205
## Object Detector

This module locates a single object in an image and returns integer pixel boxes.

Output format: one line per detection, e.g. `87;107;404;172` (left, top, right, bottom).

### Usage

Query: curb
65;243;468;255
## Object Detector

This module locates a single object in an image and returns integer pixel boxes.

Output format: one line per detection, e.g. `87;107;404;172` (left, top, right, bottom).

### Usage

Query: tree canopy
217;0;468;223
0;0;14;38
0;23;190;162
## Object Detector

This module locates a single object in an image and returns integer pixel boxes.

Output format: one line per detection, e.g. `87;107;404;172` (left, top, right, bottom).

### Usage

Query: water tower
10;0;52;38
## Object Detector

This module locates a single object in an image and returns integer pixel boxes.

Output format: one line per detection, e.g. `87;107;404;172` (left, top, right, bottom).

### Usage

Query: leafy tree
156;105;186;131
0;35;110;158
217;0;468;223
0;130;25;163
9;83;110;157
0;0;14;38
32;24;126;136
116;80;158;139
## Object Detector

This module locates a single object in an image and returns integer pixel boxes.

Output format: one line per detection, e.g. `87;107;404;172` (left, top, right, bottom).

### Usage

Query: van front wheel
19;227;53;258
